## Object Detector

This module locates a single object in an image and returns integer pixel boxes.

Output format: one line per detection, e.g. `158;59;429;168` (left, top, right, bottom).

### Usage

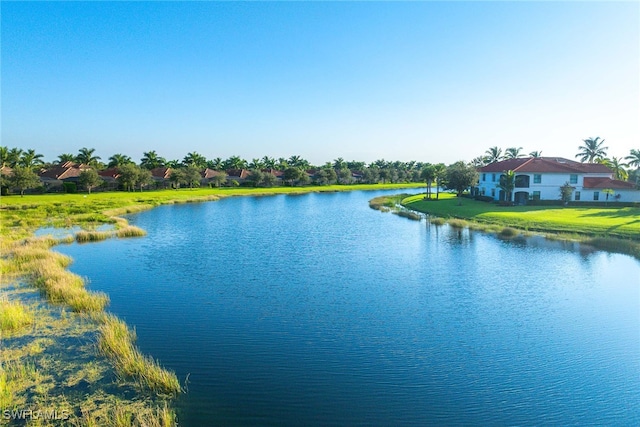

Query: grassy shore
0;183;422;424
391;192;640;258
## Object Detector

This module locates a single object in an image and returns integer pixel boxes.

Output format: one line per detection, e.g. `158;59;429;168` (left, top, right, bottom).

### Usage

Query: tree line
1;146;480;195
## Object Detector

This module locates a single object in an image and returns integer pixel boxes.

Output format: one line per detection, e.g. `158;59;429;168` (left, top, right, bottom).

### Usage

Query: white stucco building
478;157;640;204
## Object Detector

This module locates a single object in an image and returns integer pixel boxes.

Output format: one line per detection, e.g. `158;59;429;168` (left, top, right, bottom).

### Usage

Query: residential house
478;157;640;204
201;168;227;186
226;169;251;185
150;167;172;188
38;162;90;191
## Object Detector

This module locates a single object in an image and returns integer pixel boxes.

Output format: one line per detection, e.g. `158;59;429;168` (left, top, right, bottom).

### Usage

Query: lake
56;190;640;426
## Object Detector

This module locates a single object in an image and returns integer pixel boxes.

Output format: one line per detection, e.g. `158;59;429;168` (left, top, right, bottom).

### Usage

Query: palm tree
0;146;8;167
18;149;44;169
529;150;542;158
421;164;436;199
484;147;503;164
504;147;524;159
603;157;628;181
76;147;101;166
262;156;276;170
56;153;76;164
625;149;640;169
248;158;264;170
333;158;346;170
499;170;516;203
6;148;23;167
182;152;207;169
108;153;133;168
224;155;247;171
140;151;166;170
208;157;224;171
576;137;608;163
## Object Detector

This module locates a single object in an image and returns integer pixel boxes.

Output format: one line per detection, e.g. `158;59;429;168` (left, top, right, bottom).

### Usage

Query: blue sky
2;1;638;166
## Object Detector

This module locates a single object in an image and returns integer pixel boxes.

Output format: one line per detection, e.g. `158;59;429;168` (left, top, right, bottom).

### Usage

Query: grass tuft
447;218;468;229
76;230;113;243
116;226;147;238
0;299;34;332
394;210;422;221
586;237;640;259
98;315;181;396
429;216;446;226
498;227;519;238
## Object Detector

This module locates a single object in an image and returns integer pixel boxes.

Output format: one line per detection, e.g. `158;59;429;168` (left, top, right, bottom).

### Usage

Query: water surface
57;190;640;426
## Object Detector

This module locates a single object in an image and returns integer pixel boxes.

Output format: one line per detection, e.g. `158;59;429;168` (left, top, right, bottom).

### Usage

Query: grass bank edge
372;193;640;259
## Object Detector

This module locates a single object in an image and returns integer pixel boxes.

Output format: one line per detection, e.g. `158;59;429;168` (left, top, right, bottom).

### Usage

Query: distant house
201;168;227;186
38;161;90;190
97;168;121;190
226;169;251;185
478;157;640;204
150;167;172;188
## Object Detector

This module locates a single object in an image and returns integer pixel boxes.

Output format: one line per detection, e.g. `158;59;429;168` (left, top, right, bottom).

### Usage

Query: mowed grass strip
402;193;640;239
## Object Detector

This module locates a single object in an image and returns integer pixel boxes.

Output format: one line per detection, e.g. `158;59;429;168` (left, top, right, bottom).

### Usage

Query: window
491;188;495;198
593;191;599;201
533;174;541;184
569;174;578;184
482;173;486;182
481;188;486;195
492;173;496;182
532;191;541;200
574;191;580;201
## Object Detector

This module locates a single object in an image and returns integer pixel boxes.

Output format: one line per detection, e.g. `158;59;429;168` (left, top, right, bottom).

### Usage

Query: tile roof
150;167;172;179
98;168;120;180
480;157;612;174
38;163;89;180
202;168;226;179
583;177;636;190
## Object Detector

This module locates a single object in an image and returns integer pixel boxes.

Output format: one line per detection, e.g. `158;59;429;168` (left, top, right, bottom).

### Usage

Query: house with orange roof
478;157;639;204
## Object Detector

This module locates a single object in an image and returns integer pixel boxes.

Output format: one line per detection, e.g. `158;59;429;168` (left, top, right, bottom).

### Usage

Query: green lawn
402;193;640;239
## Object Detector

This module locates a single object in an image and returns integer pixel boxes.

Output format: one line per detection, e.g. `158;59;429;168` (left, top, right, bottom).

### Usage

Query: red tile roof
150;167;172;179
583;177;636;190
202;168;226;179
480;157;612;174
38;163;89;180
98;168;120;179
226;169;250;179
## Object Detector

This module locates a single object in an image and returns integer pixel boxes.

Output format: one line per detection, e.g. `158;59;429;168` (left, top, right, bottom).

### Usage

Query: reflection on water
55;190;640;426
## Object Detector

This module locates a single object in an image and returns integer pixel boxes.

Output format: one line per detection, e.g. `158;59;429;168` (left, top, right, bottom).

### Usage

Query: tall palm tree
76;147;101;166
248;158;264;170
576;137;608;163
182;152;207;169
504;147;524;159
208;157;224;171
484;146;503;164
261;156;276;170
0;146;8;167
625;149;640;169
224;155;247;171
140;151;166;170
499;170;516;203
6;148;23;167
529;150;542;158
333;158;346;170
108;153;133;168
56;153;76;165
603;157;628;181
18;149;44;169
